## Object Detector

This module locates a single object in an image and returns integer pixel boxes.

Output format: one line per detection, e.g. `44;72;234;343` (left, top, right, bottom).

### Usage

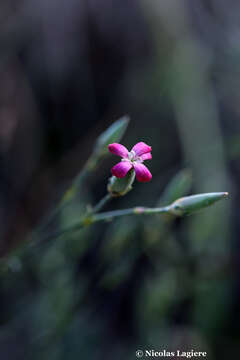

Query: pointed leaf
168;192;229;216
94;115;130;156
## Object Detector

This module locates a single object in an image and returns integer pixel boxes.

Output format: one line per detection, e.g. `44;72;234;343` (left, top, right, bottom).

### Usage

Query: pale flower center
128;150;136;161
121;150;143;164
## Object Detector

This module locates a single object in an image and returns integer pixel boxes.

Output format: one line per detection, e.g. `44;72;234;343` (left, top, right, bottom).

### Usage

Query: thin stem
91;193;112;213
30;191;112;247
92;206;170;222
33;160;95;237
43;205;170;242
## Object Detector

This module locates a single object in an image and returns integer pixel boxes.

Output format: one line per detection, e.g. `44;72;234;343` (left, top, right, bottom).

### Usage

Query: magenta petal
133;163;152;182
140;152;152;161
132;142;152;156
108;143;129;158
111;161;133;178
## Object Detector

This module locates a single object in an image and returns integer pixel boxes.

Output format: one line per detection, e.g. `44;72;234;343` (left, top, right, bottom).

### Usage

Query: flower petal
140;152;152;161
108;143;129;158
131;142;152;156
133;163;152;182
111;161;133;178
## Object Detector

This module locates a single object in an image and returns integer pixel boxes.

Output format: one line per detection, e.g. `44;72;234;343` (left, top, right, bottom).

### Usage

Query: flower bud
107;169;135;197
168;192;229;216
94;116;130;157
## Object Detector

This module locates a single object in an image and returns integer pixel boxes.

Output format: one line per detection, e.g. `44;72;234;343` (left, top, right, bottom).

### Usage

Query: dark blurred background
0;0;239;359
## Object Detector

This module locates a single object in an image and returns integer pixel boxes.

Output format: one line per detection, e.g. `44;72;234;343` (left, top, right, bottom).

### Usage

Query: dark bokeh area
0;0;239;359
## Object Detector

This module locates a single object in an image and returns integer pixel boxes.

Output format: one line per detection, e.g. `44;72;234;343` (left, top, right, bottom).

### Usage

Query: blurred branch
35;116;129;235
91;193;112;213
42;192;228;243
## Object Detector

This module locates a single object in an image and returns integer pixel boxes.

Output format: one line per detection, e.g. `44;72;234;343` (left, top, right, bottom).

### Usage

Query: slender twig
33;159;97;237
91;193;112;213
92;206;170;221
29;191;229;248
42;205;170;243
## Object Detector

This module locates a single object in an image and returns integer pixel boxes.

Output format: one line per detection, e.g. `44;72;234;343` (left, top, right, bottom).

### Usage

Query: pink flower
108;142;152;182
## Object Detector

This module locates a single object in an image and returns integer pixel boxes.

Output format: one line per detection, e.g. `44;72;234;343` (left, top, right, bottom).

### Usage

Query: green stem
34;157;98;236
91;193;112;213
43;205;170;242
92;205;170;221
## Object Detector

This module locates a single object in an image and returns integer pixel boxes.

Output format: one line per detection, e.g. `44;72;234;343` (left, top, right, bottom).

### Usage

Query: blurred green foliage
0;0;236;359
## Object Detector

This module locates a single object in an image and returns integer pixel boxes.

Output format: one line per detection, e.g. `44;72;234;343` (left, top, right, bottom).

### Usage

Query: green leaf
168;192;229;216
94;115;130;156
